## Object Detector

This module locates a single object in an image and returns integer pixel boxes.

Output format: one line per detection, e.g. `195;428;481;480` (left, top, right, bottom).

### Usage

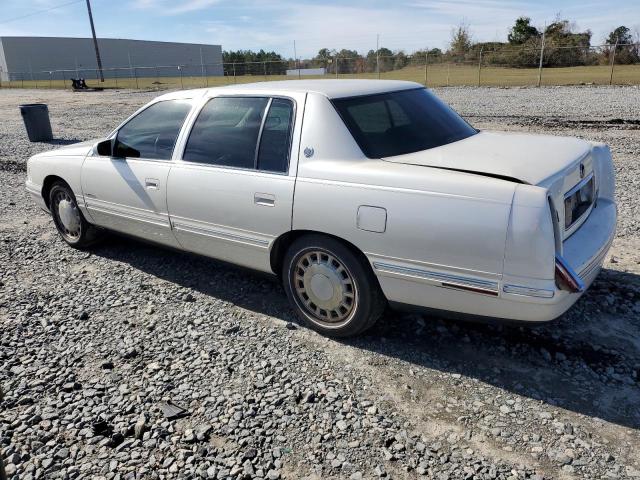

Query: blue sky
1;0;638;57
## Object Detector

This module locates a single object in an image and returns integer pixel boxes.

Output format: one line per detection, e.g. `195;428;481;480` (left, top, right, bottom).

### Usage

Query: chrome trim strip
372;262;499;295
172;222;270;248
86;204;168;228
503;284;555;299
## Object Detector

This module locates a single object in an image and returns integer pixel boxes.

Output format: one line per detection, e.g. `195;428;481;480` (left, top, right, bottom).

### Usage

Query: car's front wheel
282;234;386;337
49;181;102;248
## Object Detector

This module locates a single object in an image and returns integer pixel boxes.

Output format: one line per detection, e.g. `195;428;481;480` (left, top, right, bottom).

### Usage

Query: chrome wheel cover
291;249;357;327
53;190;81;241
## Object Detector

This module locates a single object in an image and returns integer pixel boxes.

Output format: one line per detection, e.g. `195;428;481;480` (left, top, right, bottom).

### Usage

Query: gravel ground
1;86;639;480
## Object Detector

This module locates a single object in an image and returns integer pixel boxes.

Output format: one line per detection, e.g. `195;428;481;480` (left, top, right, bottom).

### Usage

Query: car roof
156;79;422;101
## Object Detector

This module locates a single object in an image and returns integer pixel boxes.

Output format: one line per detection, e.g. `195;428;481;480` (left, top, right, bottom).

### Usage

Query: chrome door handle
145;178;159;189
254;193;275;207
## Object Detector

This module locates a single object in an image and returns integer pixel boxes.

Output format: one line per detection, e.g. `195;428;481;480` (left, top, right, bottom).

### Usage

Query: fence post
376;34;380;79
424;53;429;86
335;56;339;78
477;47;483;87
609;37;619;85
537;31;546;87
263;61;267;81
233;63;236;83
447;63;450;86
134;68;139;89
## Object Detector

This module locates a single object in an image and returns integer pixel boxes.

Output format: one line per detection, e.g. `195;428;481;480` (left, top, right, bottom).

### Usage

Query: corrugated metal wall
0;37;223;81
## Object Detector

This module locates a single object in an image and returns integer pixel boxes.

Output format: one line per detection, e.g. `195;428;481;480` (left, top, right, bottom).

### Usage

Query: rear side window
183;96;294;173
332;88;477;158
114;100;192;160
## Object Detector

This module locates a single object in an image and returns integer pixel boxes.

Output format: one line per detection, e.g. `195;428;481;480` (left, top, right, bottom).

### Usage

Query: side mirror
96;139;114;157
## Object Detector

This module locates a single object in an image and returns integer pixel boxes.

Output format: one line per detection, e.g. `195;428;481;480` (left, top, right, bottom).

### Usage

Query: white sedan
26;80;617;337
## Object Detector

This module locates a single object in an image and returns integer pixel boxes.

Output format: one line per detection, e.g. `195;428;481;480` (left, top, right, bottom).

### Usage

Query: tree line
222;17;639;75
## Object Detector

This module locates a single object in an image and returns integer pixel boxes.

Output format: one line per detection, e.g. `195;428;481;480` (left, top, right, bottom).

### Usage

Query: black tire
49;181;103;248
282;234;386;337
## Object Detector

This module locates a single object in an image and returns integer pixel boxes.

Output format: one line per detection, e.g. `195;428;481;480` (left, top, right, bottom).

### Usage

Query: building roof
158;79;423;101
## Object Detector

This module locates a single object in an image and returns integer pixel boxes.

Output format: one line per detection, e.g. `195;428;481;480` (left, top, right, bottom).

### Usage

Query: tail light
555;255;585;293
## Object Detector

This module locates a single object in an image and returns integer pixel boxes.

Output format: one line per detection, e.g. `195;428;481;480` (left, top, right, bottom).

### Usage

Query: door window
114;100;192;160
183;96;294;173
257;98;294;173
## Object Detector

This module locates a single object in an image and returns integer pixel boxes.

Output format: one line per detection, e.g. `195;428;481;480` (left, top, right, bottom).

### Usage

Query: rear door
81;99;192;247
167;93;304;272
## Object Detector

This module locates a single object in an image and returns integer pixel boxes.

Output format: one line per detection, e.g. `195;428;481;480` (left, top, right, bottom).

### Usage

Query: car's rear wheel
49;181;102;248
282;234;386;337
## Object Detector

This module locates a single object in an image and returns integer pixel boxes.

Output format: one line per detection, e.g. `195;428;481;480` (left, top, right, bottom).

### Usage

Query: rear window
332;88;477;158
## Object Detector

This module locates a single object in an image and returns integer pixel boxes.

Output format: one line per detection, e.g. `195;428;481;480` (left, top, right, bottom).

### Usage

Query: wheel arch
270;229;376;280
42;175;70;209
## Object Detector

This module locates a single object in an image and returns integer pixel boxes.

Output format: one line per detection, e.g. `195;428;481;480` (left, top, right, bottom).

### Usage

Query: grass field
2;63;639;90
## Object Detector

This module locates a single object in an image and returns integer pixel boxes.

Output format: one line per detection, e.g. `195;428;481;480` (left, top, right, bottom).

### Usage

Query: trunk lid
382;130;592;186
382;130;596;240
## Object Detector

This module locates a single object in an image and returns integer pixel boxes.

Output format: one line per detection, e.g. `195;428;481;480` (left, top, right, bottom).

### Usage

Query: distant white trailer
286;67;326;76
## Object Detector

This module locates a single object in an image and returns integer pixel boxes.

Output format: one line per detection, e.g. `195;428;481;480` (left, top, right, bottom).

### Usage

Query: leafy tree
604;26;639;64
542;19;592;67
508;17;540;44
606;25;633;45
222;49;286;75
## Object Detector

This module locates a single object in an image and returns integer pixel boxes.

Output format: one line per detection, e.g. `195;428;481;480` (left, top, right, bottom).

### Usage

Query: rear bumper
374;198;616;323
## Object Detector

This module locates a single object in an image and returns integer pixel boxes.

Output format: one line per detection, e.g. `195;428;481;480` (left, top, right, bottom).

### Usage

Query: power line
0;0;84;25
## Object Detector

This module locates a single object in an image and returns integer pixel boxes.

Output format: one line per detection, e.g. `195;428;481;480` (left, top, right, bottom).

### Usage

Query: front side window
183;97;268;169
183;96;294;173
332;88;477;158
114;100;192;160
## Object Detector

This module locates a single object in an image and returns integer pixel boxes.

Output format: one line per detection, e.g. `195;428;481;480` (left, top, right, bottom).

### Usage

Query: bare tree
449;21;473;59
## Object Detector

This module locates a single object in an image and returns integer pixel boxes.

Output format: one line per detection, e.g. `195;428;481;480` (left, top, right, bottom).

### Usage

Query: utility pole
85;0;104;82
200;47;206;86
294;40;300;79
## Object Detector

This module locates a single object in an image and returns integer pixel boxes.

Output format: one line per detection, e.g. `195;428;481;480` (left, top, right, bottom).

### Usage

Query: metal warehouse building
0;36;223;82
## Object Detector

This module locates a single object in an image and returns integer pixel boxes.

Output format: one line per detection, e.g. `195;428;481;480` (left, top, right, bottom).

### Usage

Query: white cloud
133;0;222;14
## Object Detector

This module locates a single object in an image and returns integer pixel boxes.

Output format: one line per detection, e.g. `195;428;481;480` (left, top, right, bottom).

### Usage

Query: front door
81;98;192;247
167;94;303;272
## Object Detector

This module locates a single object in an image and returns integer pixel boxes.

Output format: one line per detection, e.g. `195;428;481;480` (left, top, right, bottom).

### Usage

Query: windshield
332;88;477;158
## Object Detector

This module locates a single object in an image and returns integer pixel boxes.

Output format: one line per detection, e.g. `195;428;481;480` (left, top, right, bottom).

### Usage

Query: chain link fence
1;43;638;90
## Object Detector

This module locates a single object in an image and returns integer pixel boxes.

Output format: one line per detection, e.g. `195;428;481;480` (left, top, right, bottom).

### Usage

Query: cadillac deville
26;80;617;337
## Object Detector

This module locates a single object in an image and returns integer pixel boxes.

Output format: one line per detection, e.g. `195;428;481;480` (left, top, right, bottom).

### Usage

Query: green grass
2;64;639;90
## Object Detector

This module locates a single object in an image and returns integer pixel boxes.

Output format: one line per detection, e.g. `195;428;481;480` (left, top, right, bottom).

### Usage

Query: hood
36;140;96;158
382;131;592;185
